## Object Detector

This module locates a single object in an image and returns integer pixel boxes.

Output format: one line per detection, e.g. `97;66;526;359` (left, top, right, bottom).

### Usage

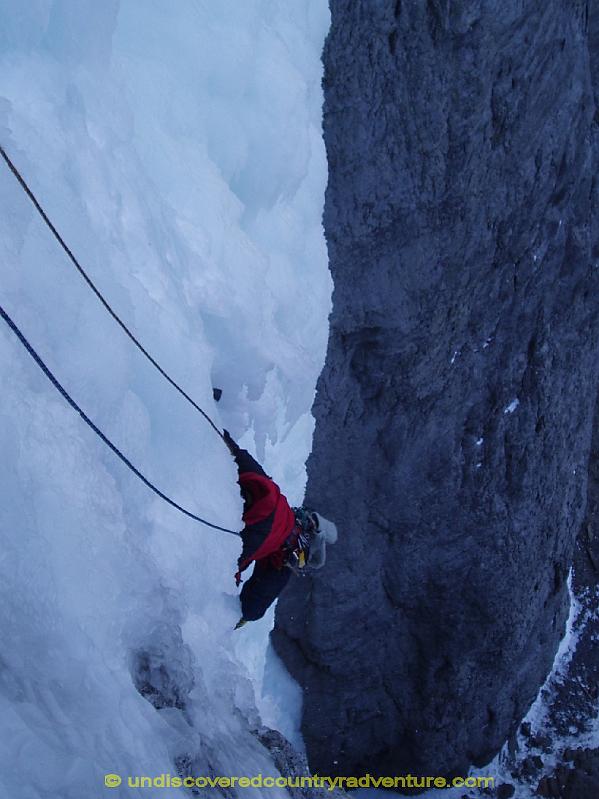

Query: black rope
0;303;239;536
0;143;225;442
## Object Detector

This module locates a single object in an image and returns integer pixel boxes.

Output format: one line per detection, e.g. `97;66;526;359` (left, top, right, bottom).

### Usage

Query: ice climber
223;430;338;629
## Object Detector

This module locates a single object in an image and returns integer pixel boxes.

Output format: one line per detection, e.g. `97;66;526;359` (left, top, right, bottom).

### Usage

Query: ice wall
0;1;330;796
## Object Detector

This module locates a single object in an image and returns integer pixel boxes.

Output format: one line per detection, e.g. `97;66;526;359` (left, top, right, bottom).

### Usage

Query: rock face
273;0;599;779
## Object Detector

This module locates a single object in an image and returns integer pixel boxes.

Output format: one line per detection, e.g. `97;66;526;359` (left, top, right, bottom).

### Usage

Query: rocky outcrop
252;727;350;799
273;0;599;779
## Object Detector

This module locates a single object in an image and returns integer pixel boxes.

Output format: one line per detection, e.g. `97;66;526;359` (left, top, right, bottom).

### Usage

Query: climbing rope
0;303;239;536
0;143;225;442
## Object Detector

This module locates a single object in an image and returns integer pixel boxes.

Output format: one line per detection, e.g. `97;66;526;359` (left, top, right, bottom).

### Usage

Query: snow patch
504;398;520;414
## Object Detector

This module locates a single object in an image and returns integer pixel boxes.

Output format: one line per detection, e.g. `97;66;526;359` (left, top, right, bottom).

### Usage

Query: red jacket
233;448;296;583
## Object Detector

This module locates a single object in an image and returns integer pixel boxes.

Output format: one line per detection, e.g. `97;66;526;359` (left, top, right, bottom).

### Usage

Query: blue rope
0;143;225;442
0;303;239;536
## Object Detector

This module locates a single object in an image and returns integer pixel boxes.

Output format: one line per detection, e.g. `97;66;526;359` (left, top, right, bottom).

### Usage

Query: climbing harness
0;144;225;442
0;303;239;536
281;508;319;575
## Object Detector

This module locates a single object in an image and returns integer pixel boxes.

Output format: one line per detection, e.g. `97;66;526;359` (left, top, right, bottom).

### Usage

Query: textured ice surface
0;1;329;796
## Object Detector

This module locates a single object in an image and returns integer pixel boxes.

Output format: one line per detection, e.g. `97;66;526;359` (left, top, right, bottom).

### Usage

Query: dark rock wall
273;0;599;779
